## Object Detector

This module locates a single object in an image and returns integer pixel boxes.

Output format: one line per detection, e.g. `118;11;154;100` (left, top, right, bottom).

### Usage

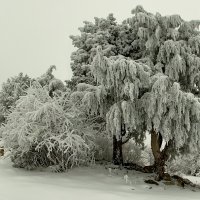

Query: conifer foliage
0;73;32;124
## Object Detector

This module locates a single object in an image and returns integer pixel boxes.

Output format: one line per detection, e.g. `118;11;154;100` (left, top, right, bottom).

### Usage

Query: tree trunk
49;90;54;98
150;129;166;180
113;135;123;165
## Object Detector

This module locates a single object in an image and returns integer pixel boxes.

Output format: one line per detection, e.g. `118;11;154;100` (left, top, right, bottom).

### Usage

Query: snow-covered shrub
94;133;112;162
123;140;143;165
0;82;94;170
166;154;200;176
140;146;154;166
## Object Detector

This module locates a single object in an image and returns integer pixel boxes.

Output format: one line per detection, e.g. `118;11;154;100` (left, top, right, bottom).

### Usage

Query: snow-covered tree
37;65;66;97
0;73;32;124
73;6;200;180
37;65;56;87
126;5;200;179
0;67;65;125
0;82;95;170
68;13;142;90
79;47;151;165
69;11;150;164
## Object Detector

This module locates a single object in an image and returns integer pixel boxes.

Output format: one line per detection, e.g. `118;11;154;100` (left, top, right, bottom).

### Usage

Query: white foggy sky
1;0;200;86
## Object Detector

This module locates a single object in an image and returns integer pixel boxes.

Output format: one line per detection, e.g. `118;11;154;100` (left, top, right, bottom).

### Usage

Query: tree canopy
70;5;200;178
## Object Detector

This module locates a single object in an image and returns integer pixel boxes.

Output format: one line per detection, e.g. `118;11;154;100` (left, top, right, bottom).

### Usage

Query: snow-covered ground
0;158;199;200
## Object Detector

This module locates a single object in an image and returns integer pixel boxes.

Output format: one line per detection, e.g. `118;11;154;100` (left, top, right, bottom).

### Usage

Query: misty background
1;0;200;86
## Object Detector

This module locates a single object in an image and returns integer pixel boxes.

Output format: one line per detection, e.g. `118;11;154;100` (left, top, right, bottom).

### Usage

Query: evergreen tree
0;66;64;125
68;13;143;90
37;65;66;97
0;73;32;124
37;65;57;87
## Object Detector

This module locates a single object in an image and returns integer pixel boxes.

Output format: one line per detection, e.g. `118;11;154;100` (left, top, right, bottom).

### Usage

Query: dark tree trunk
49;90;54;98
113;135;123;165
150;129;166;180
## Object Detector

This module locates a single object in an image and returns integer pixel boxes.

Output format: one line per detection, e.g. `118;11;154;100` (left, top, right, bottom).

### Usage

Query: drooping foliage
89;46;151;143
125;6;200;154
71;5;200;165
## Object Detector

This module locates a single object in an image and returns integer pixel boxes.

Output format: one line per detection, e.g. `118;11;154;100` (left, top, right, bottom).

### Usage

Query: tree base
105;161;200;190
123;163;200;189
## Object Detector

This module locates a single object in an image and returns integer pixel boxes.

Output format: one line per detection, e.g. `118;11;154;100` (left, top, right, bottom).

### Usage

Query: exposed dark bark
150;129;168;180
0;115;5;125
0;148;4;156
121;124;130;145
123;162;145;172
123;163;156;174
150;128;175;181
122;127;137;145
112;124;128;165
143;165;155;173
49;90;54;98
122;136;130;145
113;135;123;165
124;134;200;189
144;179;159;185
108;162;200;189
177;176;200;189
